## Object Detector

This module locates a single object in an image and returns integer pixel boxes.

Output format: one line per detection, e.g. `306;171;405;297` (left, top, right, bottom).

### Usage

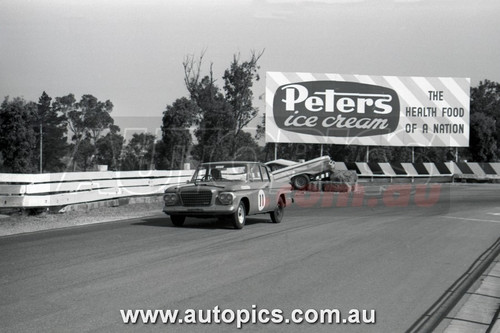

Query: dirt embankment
0;201;165;237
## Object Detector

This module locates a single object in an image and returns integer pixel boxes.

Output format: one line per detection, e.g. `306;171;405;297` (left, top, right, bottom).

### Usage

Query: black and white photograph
1;0;500;332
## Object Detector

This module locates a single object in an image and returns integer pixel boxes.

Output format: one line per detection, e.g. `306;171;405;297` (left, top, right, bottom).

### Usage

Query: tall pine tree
35;92;69;172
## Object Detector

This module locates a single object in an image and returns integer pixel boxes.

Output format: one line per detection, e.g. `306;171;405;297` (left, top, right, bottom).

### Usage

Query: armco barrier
0;170;194;208
1;162;499;209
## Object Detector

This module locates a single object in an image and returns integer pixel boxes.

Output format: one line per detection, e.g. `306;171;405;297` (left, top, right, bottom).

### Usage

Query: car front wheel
170;215;185;227
231;201;246;229
270;197;285;223
291;174;309;190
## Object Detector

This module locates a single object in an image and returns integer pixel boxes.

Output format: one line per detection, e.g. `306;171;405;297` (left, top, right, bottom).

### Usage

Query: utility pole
39;122;43;173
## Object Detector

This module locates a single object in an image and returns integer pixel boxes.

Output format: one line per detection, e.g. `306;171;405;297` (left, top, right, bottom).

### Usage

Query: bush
330;170;358;184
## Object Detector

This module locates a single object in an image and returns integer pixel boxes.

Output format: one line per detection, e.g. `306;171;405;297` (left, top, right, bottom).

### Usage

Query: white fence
0;170;194;208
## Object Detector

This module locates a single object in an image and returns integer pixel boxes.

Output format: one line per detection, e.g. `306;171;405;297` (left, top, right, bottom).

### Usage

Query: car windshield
192;164;248;182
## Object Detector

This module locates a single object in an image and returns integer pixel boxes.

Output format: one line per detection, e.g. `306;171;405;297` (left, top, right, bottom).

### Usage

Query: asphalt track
1;183;500;332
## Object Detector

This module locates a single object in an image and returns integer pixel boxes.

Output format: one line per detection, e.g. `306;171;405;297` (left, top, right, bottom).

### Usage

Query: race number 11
258;190;266;211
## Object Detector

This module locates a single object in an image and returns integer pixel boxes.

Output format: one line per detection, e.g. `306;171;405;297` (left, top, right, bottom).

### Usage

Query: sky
1;0;499;138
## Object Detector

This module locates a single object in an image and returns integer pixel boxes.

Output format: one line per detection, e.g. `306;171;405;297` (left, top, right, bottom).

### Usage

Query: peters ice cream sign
266;72;469;147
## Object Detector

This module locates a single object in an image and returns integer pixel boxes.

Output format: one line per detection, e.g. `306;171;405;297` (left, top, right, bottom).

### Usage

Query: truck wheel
231;201;246;229
292;174;309;190
170;215;185;227
270;197;285;223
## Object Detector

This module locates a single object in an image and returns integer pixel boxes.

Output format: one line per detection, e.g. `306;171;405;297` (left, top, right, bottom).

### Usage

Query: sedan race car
163;161;292;229
266;156;335;190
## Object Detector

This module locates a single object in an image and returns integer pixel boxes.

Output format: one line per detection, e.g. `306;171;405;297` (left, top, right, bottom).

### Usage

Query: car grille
180;190;213;206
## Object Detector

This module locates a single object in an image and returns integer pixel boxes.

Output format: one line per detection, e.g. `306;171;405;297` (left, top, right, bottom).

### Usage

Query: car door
261;164;278;212
247;164;268;214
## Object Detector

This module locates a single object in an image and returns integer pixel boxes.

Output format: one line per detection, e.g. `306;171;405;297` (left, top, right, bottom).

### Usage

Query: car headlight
163;193;178;205
218;192;235;205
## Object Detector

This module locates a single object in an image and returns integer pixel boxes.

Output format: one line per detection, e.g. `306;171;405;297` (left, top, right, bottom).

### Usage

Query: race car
163;161;292;229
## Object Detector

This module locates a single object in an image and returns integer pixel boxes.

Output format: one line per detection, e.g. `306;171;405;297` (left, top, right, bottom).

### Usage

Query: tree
95;125;124;170
190;85;234;162
185;62;234;162
255;113;266;141
160;97;197;169
35;92;69;172
471;80;500;121
71;137;95;171
121;133;156;170
223;51;263;156
77;95;114;144
53;94;115;170
183;51;263;162
469;112;497;161
232;131;261;161
470;80;500;159
53;94;81;170
0;97;37;173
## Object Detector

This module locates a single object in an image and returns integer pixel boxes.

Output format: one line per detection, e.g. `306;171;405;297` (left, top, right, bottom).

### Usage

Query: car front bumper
163;204;238;216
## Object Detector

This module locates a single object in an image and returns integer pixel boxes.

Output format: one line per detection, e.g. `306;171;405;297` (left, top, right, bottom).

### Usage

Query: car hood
166;182;246;193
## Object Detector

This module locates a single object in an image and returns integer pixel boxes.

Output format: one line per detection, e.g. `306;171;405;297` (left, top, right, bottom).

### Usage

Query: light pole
39;120;43;173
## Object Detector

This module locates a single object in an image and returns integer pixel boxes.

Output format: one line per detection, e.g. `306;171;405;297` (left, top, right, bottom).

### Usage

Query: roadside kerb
406;237;500;333
440;255;500;332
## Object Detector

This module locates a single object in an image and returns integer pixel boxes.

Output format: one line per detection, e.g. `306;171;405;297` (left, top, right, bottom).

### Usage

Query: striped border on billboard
265;72;470;147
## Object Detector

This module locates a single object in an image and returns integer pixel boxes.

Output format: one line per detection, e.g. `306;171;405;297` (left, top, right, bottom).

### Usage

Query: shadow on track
132;216;270;230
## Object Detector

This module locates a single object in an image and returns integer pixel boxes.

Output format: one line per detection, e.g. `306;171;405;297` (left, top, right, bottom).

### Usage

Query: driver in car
210;168;222;180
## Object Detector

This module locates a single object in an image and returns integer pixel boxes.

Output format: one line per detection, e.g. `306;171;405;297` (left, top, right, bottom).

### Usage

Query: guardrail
1;161;499;209
0;170;194;208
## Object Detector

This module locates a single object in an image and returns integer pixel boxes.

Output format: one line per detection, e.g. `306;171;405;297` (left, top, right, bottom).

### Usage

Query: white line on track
444;216;500;224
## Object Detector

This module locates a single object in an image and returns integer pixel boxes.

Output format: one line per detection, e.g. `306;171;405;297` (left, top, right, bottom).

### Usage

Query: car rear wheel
270;197;285;223
170;215;185;227
231;201;246;229
291;174;309;190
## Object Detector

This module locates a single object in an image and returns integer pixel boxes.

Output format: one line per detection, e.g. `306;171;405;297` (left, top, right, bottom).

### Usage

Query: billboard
265;72;470;147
